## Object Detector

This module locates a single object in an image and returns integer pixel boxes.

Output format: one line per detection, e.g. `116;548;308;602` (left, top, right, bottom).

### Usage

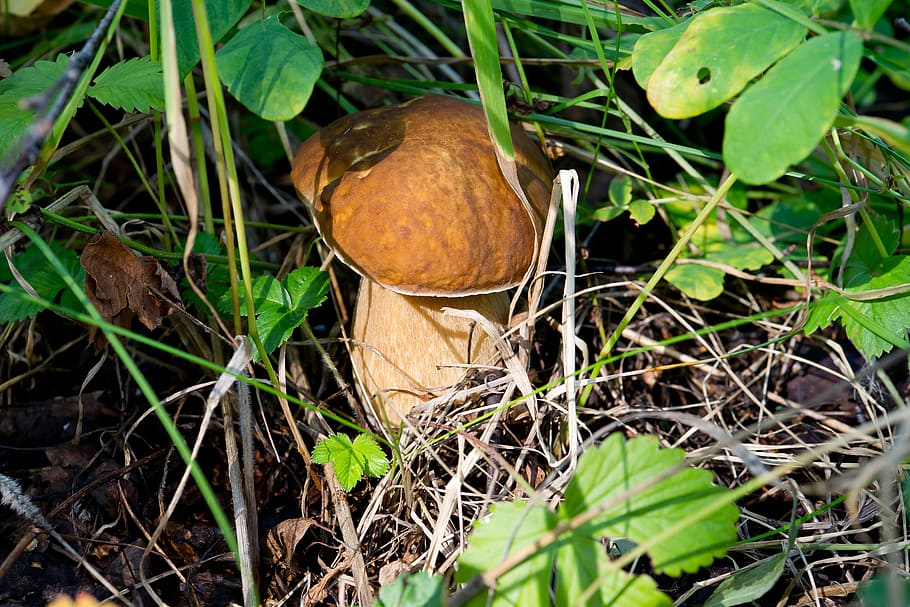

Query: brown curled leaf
80;231;180;346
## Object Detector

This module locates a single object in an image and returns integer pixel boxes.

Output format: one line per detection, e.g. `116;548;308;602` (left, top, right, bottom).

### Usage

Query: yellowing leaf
647;3;806;119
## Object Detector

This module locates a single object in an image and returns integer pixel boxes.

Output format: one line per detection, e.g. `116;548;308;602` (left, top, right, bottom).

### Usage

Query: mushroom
292;95;551;425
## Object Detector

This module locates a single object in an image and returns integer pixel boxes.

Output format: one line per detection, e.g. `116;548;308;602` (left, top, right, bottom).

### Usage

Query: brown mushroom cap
291;94;552;296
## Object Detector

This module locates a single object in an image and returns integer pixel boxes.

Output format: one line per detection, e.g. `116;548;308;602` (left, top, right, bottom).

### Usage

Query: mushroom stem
351;280;509;425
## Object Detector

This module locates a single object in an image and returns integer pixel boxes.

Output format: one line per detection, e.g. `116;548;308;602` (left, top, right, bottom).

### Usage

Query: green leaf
0;241;83;322
554;530;672;606
703;552;786;607
560;434;738;576
89;56;165;113
592;206;627;222
849;0;892;29
159;0;252;77
352;433;390;478
376;571;444;607
311;433;389;491
0;55;68;159
805;256;910;360
455;501;558;607
665;263;725;301
646;3;806;119
285;266;331;311
216;17;324;122
232;267;329;355
628;199;656;225
297;0;370;18
609;175;633;207
724;31;863;184
631;21;688;89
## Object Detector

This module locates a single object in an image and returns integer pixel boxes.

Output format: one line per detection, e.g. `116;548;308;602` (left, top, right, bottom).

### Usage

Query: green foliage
224;266;329;356
451;434;739;607
215;16;324;122
642;3;807;120
297;0;370;19
703;552;786;607
311;433;390;491
88;56;165;113
376;572;445;607
723;30;863;184
593;176;655;226
804;211;910;359
0;54;164;159
158;0;252;78
0;55;69;159
0;240;83;322
638;2;867;185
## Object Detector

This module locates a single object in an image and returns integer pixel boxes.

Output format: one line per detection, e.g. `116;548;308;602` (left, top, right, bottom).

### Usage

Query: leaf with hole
723;30;863;184
216;17;324;122
646;3;806;119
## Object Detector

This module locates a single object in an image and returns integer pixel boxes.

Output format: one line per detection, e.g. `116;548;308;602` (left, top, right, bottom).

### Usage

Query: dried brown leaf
80;231;180;346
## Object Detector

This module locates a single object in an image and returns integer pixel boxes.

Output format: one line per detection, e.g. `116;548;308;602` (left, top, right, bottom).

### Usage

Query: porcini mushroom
292;95;551;425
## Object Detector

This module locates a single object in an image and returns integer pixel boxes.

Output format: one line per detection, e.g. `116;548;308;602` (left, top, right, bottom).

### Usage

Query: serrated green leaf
158;0;252;77
628;199;655;225
376;571;444;607
456;501;558;607
0;241;83;322
297;0;370;18
609;175;632;207
560;434;738;576
351;434;390;478
231;268;328;355
0;54;69;159
724;31;863;185
849;0;892;29
89;56;164;113
665;263;725;301
704;552;786;607
647;3;807;119
285;266;330;311
312;433;388;491
216;17;324;122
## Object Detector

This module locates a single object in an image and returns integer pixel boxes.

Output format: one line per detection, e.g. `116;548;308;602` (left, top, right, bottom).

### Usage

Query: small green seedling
311;433;390;491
